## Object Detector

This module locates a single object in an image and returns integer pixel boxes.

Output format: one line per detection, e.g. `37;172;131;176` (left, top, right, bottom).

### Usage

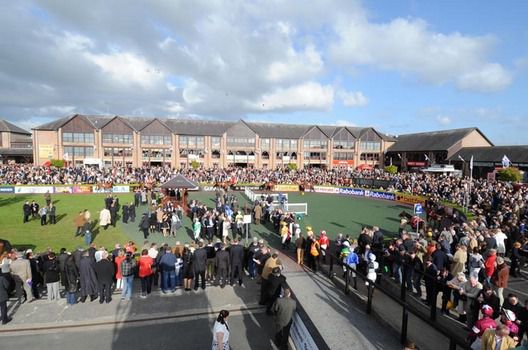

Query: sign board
112;185;130;193
0;186;15;193
414;203;423;215
38;145;54;159
15;186;55;194
243;214;252;224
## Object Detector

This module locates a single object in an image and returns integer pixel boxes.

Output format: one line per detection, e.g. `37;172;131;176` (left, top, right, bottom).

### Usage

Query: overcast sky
1;1;527;144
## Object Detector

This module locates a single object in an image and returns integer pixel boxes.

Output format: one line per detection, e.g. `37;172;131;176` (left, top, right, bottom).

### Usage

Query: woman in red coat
138;249;154;298
484;249;497;284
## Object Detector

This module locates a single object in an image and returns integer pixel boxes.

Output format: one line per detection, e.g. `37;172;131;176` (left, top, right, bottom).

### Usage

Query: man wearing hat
469;305;497;348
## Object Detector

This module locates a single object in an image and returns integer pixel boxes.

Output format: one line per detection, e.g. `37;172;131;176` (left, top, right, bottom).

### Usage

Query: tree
385;165;398;174
190;160;200;170
497;167;522;182
50;159;65;168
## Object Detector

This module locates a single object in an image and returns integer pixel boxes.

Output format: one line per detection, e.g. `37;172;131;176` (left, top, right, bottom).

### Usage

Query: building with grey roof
0;119;33;164
385;127;493;171
32;114;393;169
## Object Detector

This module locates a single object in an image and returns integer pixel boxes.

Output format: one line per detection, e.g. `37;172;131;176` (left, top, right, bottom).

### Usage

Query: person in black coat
193;242;208;290
229;240;245;286
264;267;287;314
139;213;150;239
215;245;230;288
122;204;129;224
110;202;118;227
432;244;449;270
79;252;98;303
128;202;136;223
23;201;31;223
65;255;79;305
424;257;439;306
95;252;115;304
0;274;12;324
26;251;42;299
48;204;57;225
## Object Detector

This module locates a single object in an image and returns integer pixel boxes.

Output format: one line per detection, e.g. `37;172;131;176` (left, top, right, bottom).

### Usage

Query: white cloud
338;90;368;107
436;115;452;125
267;44;323;83
85;52;163;88
255;82;334;111
334;119;357;126
330;17;512;92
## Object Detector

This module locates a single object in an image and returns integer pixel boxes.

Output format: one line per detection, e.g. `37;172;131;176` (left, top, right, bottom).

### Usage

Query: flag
502;155;511;168
469;155;473;170
424;154;430;161
458;155;465;162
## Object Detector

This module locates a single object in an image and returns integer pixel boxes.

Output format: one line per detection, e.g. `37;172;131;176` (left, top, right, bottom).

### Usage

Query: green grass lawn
0;191;408;253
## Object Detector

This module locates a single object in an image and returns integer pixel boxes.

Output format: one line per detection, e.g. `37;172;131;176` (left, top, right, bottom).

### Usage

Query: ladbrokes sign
395;193;426;205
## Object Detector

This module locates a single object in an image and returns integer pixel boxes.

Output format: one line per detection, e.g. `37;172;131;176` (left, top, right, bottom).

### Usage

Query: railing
323;255;471;350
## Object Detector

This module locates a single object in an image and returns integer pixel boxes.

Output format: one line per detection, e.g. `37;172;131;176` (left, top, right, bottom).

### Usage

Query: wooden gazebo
160;174;198;212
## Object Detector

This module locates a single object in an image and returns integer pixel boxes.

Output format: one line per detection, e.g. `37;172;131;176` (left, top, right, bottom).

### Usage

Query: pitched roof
387;127;492;152
0;120;31;134
164;118;234;136
449;146;528;164
160;174;198;189
245;122;311;139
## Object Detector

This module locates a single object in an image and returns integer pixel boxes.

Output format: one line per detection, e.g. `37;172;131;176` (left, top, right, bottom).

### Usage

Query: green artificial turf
0;191;409;253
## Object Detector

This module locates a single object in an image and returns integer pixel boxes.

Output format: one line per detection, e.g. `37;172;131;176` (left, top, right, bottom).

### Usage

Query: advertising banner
338;187;365;197
364;190;396;201
313;186;340;194
0;186;15;194
73;185;93;194
92;187;112;193
274;184;299;192
54;186;74;194
395;193;426;206
201;185;216;192
14;186;55;194
112;185;130;193
332;159;354;166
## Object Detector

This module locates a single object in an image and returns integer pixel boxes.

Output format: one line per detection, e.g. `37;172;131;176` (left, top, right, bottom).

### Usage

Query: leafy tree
385;165;398;174
190;160;200;170
497;167;522;182
50;159;65;168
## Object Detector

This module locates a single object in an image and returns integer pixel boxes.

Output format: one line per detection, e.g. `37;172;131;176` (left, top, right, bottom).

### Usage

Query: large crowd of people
2;163;528;348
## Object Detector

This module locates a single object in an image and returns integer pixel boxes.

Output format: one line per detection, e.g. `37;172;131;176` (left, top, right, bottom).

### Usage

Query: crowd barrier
323;255;469;350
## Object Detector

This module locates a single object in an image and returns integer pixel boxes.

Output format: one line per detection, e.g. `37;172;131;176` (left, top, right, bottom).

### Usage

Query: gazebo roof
160;174;198;189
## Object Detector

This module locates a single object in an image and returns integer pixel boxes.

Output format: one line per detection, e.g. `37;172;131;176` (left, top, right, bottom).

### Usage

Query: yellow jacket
481;329;517;350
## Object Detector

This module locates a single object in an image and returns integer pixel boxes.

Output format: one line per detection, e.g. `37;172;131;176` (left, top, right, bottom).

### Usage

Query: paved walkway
279;251;401;350
0;278;277;350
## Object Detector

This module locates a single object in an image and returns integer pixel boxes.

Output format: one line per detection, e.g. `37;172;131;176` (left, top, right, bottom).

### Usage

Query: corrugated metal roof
0;120;31;134
449;146;528;164
387;127;492;152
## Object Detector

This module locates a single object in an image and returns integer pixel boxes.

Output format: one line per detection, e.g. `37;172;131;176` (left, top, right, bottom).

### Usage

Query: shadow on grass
55;213;67;223
0;196;26;208
329;221;346;228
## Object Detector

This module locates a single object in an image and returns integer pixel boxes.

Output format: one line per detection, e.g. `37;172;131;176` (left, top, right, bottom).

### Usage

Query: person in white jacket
99;207;111;230
494;229;507;256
